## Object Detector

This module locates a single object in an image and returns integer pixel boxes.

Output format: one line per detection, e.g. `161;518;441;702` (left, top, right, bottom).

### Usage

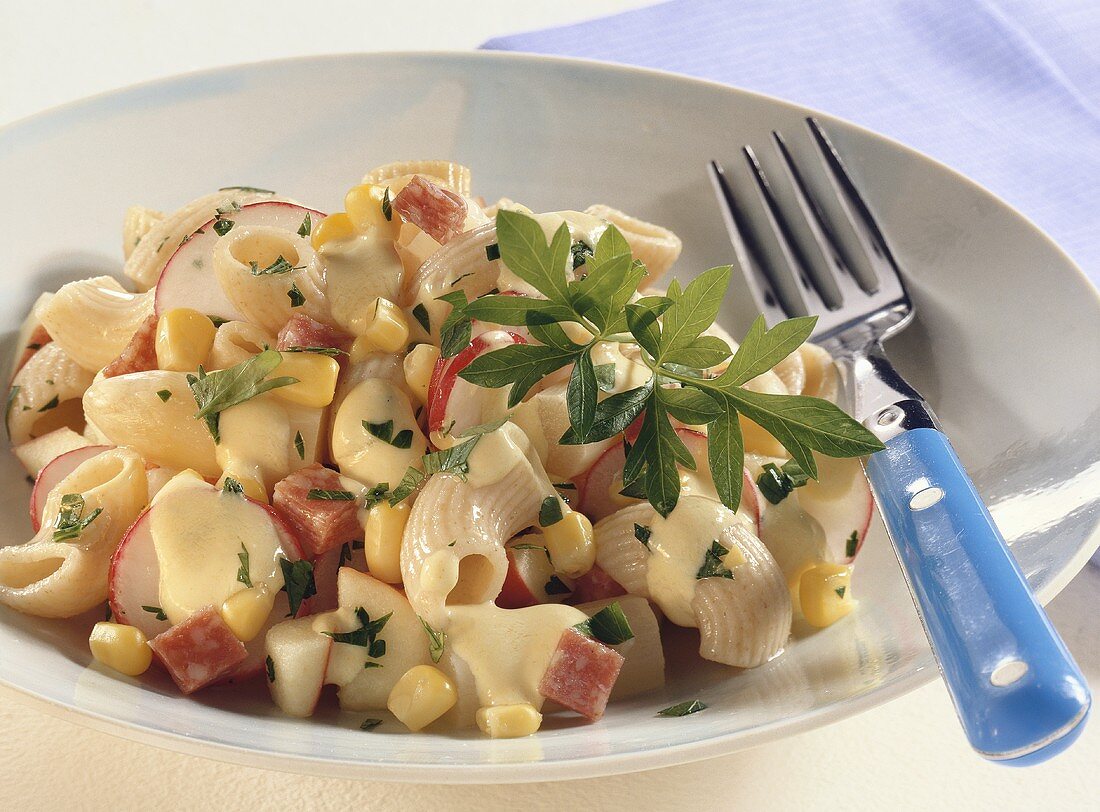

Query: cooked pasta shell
37;276;155;372
593;502;656;598
123;189;278;290
321;234;405;334
0;447;147;617
122;205;164;261
82;370;219;477
402;222;498;327
7;343;94;445
584;204;682;284
693;521;792;668
364;160;472;198
331;378;426;487
207;320;276;370
213;225;329;335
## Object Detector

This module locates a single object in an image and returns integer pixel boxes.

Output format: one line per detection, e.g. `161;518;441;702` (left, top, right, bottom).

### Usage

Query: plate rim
0;49;1096;783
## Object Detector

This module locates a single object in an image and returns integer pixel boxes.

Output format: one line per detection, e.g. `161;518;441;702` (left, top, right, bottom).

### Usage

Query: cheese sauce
319;234;404;333
331;378;425;486
151;477;286;624
645;496;751;627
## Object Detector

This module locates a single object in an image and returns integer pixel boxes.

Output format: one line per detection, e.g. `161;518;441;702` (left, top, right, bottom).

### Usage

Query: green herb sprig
454;210;883;517
187;350;298;443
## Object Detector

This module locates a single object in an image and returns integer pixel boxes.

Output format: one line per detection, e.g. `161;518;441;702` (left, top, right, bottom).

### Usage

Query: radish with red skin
154;201;325;322
426;329;525;435
794;455;874;563
30;444;112;531
497;543;573;609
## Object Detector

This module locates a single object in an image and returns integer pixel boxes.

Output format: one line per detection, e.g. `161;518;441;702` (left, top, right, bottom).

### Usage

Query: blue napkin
482;0;1100;283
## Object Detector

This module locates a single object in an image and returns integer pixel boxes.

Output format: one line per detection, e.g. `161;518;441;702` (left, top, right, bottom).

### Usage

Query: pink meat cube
538;627;624;721
103;314;158;378
149;606;248;694
276;314;352;353
392;175;467;244
272;464;363;558
567;565;627;605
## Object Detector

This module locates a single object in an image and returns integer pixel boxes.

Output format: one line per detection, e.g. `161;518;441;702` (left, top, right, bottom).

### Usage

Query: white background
0;2;1096;809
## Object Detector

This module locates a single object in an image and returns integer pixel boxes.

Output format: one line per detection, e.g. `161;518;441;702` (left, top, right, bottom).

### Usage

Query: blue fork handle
865;427;1090;764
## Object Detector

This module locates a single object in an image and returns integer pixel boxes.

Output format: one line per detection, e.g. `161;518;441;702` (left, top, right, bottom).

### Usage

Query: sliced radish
497;540;573;609
795;455;874;563
426;329;525;435
30;444;112;531
108;507;169;638
154;201;325;321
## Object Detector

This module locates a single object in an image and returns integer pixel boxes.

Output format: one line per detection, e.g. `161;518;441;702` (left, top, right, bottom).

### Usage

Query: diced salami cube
14;325;51;376
103;314;158;378
272;464;363;558
276;314;352;354
393;175;467;244
538;627;624;721
149;606;248;694
567;565;627;605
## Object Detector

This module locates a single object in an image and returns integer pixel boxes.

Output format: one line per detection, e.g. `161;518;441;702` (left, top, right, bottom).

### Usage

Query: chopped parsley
37;395;59;412
287;283;305;307
265;655;276;683
484;242;501;262
657;700;707;717
419;616;446;663
360;718;383;731
696;540;735;580
187;350;297;443
297;212;312;238
756;460;811;505
294;430;305;460
213;218;234;237
845;530;859;559
249;255;303;276
573;602;634;646
835;586;847;599
142;605;168;621
218;186;275;194
361;482;391;510
308;489;356;501
284;345;347;357
363;419;413;449
634;523;651;549
324;606;390;663
381;187;393;221
156;389;172;402
570;240;594;270
538;496;563;527
236;543;252;587
4;385;18;440
544;575;572;595
411;303;431;334
222;476;244;495
279;558;316;617
52;493;103;543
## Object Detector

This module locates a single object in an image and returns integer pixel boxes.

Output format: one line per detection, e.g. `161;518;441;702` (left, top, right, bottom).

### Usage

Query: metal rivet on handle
876;406;902;427
991;659;1029;687
909;486;945;511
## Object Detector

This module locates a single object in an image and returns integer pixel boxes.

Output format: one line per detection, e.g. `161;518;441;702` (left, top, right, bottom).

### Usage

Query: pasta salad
0;162;883;737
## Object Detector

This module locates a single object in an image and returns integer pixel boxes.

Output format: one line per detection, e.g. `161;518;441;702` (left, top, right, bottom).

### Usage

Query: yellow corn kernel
476;703;543;738
348;297;409;351
89;622;152;676
787;560;816;615
220;584;277;642
345;183;402;239
155;307;217;372
799;562;855;628
363;500;410;584
403;343;440;405
218;472;268;503
387;664;458;732
311;211;357;250
542;510;596;579
271;352;340;408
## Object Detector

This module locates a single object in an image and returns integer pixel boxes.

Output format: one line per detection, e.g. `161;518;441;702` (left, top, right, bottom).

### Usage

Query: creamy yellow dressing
645;496;751;627
462;422;535;489
215;395;291;489
320;233;404;334
150;478;285;624
447;602;587;707
331;378;425;486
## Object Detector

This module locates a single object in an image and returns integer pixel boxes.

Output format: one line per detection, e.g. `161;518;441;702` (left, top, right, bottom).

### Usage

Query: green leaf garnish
5;385;20;440
279;557;316;617
236;543;252;587
213;218;234;237
187;350;298;443
219;186;275;194
633;523;651;549
287;283;305;307
249;255;303;276
696;540;735;580
363;419;413;449
52;493;102;543
437;291;472;358
454;210;884;517
222;476;244;494
658;700;707;717
573;601;634;645
412;303;431;334
845;530;859;559
308;489;356;501
544;575;572;595
360;718;383;731
323;606;391;661
756;460;810;504
381;188;393;221
419;616;446;663
284;345;347;357
265;655;276;682
297;212;312;238
538;496;563;527
294;430;305;460
38;395;59;412
156;389;172;403
142;605;167;621
835;586;847;598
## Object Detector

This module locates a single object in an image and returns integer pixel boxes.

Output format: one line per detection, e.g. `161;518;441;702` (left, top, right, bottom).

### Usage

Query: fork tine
707;159;790;326
740;145;833;318
806;117;906;301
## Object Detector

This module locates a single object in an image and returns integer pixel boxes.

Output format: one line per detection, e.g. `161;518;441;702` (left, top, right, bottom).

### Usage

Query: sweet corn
476;703;543;738
799;562;855;628
218;472;268;503
345;183;401;239
220;584;277;642
155;307;217;372
387;664;458;732
542;510;596;579
787;561;816;615
89;622;152;676
348;297;409;351
271;352;340;408
403;344;440;405
311;211;357;250
363;500;410;584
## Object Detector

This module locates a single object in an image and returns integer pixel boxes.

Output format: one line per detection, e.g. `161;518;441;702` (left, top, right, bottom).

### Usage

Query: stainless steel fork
708;118;1090;764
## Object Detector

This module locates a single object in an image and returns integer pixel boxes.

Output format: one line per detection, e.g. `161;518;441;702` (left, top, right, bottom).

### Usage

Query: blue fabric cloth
482;0;1100;282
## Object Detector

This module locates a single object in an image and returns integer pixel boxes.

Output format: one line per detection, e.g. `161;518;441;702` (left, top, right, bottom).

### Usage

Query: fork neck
833;341;939;441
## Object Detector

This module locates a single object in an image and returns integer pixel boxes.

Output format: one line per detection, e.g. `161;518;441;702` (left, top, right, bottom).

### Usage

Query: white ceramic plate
0;53;1097;783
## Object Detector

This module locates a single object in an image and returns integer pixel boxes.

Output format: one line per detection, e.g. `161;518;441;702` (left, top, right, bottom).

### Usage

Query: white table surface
0;2;1096;809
